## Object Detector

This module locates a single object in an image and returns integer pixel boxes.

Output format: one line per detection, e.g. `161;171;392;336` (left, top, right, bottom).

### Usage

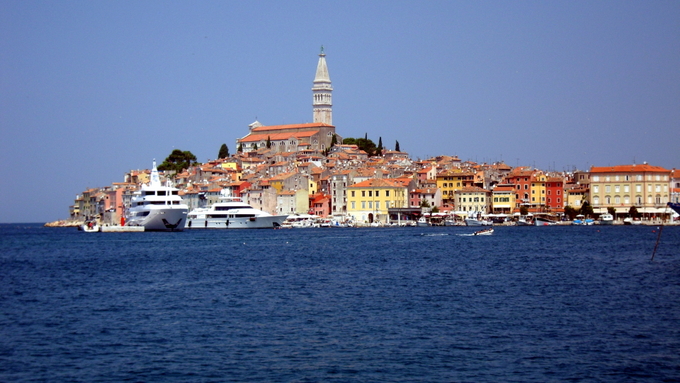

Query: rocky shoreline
44;220;82;228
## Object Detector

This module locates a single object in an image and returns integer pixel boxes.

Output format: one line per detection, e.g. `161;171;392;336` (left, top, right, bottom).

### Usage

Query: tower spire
312;47;332;125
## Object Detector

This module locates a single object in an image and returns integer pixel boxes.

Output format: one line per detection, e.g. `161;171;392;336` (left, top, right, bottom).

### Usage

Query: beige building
589;163;671;215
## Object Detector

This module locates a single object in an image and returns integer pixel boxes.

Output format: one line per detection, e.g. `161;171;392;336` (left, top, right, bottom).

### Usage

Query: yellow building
347;178;407;223
437;169;475;207
589;164;671;215
491;185;516;214
530;173;547;209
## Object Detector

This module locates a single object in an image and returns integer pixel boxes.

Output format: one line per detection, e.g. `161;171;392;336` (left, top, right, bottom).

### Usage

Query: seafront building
588;163;671;216
66;49;679;226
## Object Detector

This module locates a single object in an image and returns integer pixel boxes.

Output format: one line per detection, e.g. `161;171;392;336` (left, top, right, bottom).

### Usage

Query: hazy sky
2;1;679;223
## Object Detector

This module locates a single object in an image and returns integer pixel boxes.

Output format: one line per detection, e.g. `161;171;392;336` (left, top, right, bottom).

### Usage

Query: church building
236;48;340;153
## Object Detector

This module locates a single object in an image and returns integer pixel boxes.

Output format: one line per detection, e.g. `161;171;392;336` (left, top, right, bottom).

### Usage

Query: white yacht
186;192;287;229
125;161;188;231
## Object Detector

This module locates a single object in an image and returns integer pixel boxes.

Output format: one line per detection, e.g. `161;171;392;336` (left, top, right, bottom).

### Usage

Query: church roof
239;130;319;143
251;122;333;132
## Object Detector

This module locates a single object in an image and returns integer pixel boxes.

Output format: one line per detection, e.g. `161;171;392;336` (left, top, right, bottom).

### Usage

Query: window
605;185;611;193
386;190;390;197
615;185;620;193
362;191;366;197
368;201;372;209
351;191;355;197
351;201;355;209
361;201;366;209
593;175;600;182
368;191;372;197
376;191;380;197
624;185;629;193
376;202;380;210
593;185;599;193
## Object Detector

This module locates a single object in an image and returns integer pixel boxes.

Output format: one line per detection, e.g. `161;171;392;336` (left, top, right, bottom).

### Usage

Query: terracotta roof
239;130;319;143
251;122;333;131
590;164;670;173
350;178;404;188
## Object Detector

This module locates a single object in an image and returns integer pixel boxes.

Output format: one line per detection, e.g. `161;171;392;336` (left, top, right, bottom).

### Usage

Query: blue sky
1;1;679;223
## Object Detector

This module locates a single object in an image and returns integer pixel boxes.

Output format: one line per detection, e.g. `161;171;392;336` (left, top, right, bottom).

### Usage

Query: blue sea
1;224;679;382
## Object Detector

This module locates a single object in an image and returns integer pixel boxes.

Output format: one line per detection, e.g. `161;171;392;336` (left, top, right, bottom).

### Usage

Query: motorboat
417;217;429;227
571;215;593;226
623;217;642;225
284;214;320;228
465;218;493;226
187;191;287;229
79;219;100;232
126;161;188;231
599;213;614;225
465;212;492;226
473;227;494;235
535;216;559;226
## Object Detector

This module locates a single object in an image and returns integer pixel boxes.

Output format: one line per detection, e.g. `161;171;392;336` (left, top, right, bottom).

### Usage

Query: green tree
607;206;616;216
376;137;383;156
266;136;271;149
564;205;578;220
330;134;338;148
520;205;529;216
158;149;198;174
342;136;378;156
237;143;243;152
395;140;400;152
218;143;229;159
420;199;431;208
579;201;594;217
251;143;257;150
628;206;640;218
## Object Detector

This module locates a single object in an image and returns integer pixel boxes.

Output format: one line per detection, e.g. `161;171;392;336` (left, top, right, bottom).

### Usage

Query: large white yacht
186;191;287;229
125;161;188;231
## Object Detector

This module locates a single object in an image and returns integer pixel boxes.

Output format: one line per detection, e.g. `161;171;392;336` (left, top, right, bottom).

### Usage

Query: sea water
1;224;679;382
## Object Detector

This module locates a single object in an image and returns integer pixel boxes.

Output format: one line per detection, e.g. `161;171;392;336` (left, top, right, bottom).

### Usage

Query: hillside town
62;49;680;227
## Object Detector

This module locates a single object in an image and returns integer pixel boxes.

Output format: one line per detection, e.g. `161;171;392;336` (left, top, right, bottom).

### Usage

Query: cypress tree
218;143;229;159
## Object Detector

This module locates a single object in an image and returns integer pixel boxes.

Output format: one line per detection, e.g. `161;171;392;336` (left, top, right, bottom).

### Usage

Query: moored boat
599;213;614;225
187;191;287;229
125;161;188;231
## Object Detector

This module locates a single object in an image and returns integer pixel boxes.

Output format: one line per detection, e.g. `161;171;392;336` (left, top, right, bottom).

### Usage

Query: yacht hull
186;215;287;229
127;207;188;231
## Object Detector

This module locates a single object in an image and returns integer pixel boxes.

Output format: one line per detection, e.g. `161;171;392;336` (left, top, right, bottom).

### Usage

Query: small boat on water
535;216;559;226
473;227;494;235
465;212;492;226
599;213;614;225
79;220;100;232
623;217;642;225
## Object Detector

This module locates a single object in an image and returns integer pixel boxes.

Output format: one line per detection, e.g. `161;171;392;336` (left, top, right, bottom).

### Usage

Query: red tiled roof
590;164;670;173
251;122;333;131
239;130;319;143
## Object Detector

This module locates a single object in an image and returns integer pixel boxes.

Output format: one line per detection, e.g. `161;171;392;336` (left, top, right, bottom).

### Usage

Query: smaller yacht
126;161;188;231
187;191;287;229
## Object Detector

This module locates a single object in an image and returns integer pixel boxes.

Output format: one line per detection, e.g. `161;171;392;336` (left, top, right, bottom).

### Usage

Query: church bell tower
312;46;333;125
